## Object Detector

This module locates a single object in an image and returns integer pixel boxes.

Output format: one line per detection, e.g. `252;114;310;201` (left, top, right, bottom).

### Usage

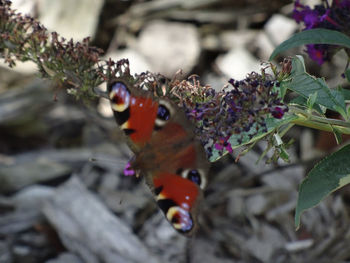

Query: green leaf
344;69;350;83
209;114;298;162
333;104;348;120
279;146;290;162
332;127;343;144
291;55;306;75
306;91;318;109
278;82;288;100
273;133;283;146
340;87;350;100
286;56;346;113
295;144;350;228
290;95;325;114
270;28;350;60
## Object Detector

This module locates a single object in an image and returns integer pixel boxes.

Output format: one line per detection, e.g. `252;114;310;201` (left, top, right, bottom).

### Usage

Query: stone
11;185;55;209
0;61;38;75
226;189;245;218
0;157;71;193
43;177;161;263
97;97;113;118
137;20;201;77
37;0;103;41
11;0;37;15
106;49;152;76
141;213;187;263
254;32;276;60
216;47;261;80
46;253;83;263
264;14;298;45
202;72;227;92
191;238;233;263
262;166;304;190
238;149;273;175
10;0;103;54
245;194;269;215
246;223;286;262
220;30;259;50
0;240;11;263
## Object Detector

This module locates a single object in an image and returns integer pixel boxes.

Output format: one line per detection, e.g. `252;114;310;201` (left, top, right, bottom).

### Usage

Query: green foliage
286;56;347;118
290;95;325;114
209;114;298;162
269;28;350;60
270;28;350;229
211;26;350;229
295;144;350;228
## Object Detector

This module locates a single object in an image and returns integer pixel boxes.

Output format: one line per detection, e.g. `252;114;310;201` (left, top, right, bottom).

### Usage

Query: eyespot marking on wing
157;199;177;214
155;100;173;129
167;206;193;233
181;169;207;189
109;81;131;112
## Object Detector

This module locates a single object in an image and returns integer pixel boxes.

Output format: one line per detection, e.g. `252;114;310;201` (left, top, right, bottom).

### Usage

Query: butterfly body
108;77;209;235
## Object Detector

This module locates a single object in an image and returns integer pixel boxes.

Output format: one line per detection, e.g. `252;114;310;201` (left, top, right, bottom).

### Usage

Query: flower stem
289;106;350;134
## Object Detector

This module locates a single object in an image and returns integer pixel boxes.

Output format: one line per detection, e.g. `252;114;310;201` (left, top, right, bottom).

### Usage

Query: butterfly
107;75;210;236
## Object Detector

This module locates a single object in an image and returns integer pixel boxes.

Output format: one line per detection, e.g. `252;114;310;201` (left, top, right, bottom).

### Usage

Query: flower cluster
293;0;350;65
113;61;288;159
168;71;288;158
0;0;104;99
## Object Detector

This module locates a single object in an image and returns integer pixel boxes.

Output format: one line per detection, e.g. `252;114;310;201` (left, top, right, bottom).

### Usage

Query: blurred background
1;0;350;262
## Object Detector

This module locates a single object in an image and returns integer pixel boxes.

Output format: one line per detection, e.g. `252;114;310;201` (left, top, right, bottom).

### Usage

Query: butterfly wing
108;79;158;152
108;77;209;235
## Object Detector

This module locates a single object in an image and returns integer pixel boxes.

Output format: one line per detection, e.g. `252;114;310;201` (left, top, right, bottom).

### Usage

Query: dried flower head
0;0;104;99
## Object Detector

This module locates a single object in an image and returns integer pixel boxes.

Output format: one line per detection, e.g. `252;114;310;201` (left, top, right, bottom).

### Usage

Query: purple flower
180;72;287;159
338;0;350;8
292;0;350;64
215;136;233;154
303;9;320;29
189;108;204;120
306;44;327;65
293;1;320;29
270;106;286;119
124;162;135;176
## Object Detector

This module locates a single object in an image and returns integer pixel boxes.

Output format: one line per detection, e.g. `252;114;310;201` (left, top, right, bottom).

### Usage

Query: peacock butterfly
107;75;210;236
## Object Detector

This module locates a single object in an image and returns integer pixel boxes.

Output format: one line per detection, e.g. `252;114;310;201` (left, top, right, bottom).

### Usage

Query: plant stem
289;106;350;134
